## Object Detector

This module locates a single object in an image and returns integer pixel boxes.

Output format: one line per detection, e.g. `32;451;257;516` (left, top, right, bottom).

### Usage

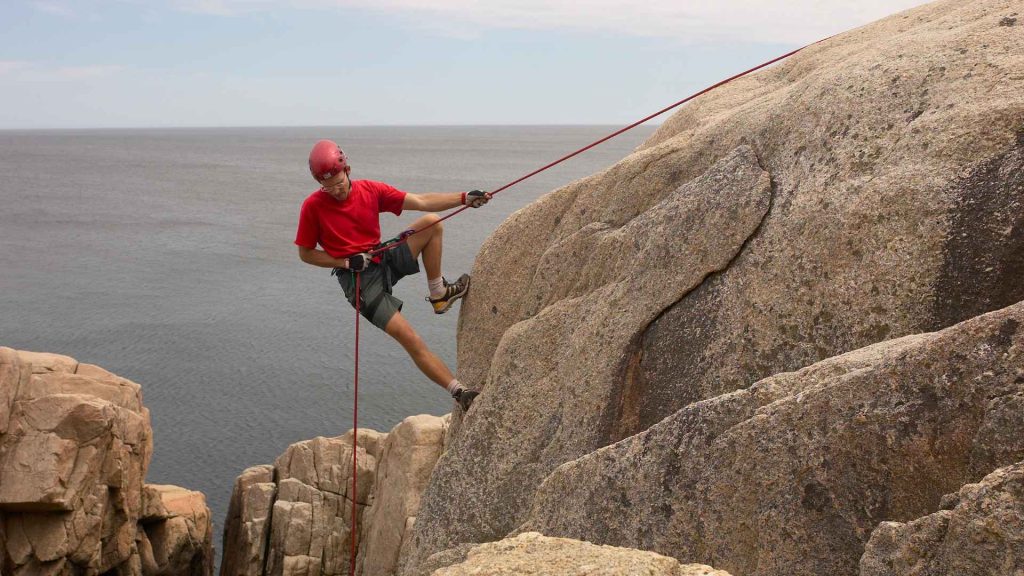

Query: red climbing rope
348;35;835;572
350;271;361;576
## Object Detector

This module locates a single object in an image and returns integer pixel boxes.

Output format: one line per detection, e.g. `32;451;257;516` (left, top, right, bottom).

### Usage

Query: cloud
173;0;279;16
0;61;32;75
0;62;126;81
32;1;75;17
171;0;932;43
53;65;126;79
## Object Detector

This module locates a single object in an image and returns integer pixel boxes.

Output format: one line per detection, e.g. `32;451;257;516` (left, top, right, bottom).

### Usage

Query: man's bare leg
383;310;452;391
405;213;443;280
391;214;476;410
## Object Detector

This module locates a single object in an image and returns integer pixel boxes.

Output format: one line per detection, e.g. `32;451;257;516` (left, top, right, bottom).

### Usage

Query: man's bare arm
403;191;491;212
298;246;348;269
403;192;462;212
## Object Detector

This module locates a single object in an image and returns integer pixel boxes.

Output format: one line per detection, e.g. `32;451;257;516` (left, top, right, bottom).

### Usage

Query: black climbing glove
347;253;371;272
463;190;491;208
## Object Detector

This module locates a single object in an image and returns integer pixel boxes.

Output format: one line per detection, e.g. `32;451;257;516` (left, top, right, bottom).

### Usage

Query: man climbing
295;140;490;412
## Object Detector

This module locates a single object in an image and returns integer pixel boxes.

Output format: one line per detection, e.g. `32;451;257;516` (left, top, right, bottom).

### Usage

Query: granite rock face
265;431;384;576
139;485;215;576
606;0;1024;440
360;414;449;576
409;144;773;565
517;301;1024;576
860;460;1024;576
221;465;276;576
220;414;449;576
429;532;733;576
0;347;213;575
406;0;1024;569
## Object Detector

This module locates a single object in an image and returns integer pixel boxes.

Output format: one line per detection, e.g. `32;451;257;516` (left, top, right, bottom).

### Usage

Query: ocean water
0;125;656;563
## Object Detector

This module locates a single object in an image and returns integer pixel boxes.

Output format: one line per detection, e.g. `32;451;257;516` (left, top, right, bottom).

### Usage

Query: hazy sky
0;0;931;129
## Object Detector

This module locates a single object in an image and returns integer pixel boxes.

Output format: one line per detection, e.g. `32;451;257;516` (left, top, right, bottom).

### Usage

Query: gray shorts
334;243;420;331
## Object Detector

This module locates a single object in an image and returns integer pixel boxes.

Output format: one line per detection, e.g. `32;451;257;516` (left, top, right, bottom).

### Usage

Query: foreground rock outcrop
0;348;213;575
221;465;276;576
360;415;451;575
518;300;1024;575
220;414;449;576
265;430;384;576
860;461;1024;576
140;485;215;576
405;0;1024;570
428;532;733;576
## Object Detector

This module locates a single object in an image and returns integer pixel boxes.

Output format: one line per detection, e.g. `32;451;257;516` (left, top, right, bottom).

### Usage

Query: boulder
0;393;148;512
516;301;1024;576
138;485;215;576
407;0;1024;569
221;465;276;576
428;532;732;576
360;414;449;576
0;347;152;574
221;415;451;576
265;431;384;576
860;460;1024;576
0;348;212;575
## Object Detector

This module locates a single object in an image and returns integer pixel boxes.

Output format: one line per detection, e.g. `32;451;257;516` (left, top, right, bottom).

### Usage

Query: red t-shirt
294;180;407;258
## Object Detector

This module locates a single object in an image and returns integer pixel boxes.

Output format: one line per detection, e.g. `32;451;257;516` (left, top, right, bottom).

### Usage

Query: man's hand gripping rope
462;189;492;208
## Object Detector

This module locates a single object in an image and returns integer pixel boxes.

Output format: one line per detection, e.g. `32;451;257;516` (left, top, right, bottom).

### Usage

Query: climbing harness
343;34;832;576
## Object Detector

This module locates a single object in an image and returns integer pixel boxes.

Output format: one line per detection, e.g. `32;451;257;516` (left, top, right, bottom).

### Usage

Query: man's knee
421;213;442;234
407;214;443;257
385;314;424;348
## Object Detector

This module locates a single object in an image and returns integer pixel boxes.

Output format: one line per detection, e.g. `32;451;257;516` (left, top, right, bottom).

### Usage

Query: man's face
320;169;351;201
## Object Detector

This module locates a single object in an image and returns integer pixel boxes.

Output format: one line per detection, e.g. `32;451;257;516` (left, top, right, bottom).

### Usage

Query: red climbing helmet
308;139;350;182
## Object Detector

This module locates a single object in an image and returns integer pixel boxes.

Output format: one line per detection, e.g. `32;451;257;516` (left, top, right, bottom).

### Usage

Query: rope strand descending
350;271;361;576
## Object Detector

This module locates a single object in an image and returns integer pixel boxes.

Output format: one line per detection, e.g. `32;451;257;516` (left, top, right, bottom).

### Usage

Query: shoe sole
433;275;471;314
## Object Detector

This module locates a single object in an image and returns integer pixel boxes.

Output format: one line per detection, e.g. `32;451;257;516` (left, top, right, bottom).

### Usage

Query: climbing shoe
453;388;479;412
426;274;471;314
